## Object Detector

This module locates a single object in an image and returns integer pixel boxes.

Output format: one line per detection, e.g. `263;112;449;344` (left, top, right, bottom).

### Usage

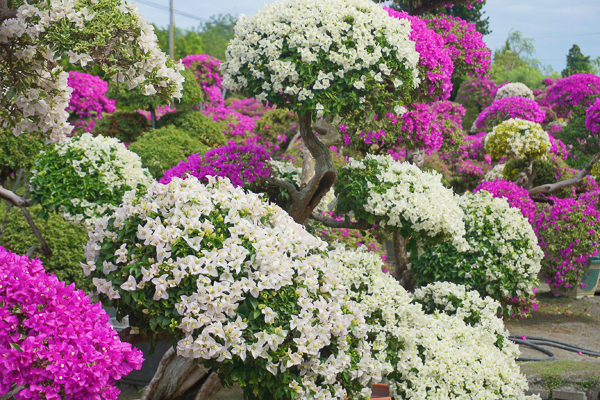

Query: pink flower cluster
459;132;490;162
136;104;177;121
67;71;116;132
474;96;546;130
400;103;445;152
425;14;491;77
181;54;223;107
204;105;257;137
159;143;271;187
546;73;600;117
0;247;143;400
585;97;600;135
547;133;569;159
534;197;600;289
455;75;498;110
541;78;555;87
473;179;537;224
226;98;271;118
385;8;454;100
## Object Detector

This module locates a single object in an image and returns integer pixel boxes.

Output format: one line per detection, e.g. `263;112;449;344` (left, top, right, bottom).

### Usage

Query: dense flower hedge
473;179;537;224
546;73;600;117
474;96;545;132
585;97;600;135
0;247;143;399
67;71;116;133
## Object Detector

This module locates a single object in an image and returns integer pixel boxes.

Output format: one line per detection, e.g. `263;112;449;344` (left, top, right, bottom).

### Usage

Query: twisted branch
528;152;600;196
309;212;372;230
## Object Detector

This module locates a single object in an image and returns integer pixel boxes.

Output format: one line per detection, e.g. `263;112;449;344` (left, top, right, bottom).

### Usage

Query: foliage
455;75;498;129
425;14;491;78
0;129;44;186
473;179;537;224
474;96;545;131
412;190;543;318
152;24;204;61
335;155;468;252
83;176;380;400
29;133;153;228
555;105;600;169
370;0;484;15
159;144;271;188
221;0;420;121
502;156;579;199
67;71;116;133
254;108;298;147
330;246;536;400
1;0;184;143
534;197;600;290
562;44;594;78
1;205;90;292
0;246;143;400
92;111;150;143
432;1;491;36
128;125;210;179
585;98;600;135
197;14;237;61
484;118;550;161
156;110;226;147
386;8;454;101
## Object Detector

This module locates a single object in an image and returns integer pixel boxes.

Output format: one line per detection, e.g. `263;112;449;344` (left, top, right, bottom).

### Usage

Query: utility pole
169;0;174;59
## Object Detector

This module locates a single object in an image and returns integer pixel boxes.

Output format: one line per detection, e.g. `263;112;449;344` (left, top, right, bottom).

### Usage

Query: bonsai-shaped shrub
473;179;537;224
484;118;551;161
128;125;210;179
67;71;116;133
1;205;90;291
156;110;226;147
159;144;271;188
425;15;491;78
329;246;535;400
335;154;468;252
412;190;543;318
29;133;153;228
221;0;420;120
585;97;600;135
83;176;380;400
494;82;534;101
254;108;298;147
534;197;600;290
546;73;600;118
474;96;545;132
0;247;143;399
385;8;454;101
92;111;150;143
0;129;44;186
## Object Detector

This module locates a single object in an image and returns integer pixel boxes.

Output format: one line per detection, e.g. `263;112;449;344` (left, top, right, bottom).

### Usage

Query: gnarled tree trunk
391;230;414;290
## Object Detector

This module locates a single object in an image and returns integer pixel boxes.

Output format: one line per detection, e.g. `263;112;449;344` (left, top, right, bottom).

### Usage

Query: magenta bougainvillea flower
67;71;116;132
159;143;271;187
455;75;498;111
546;73;600;117
181;54;223;107
474;96;546;131
0;247;143;400
585;97;600;135
473;179;537;224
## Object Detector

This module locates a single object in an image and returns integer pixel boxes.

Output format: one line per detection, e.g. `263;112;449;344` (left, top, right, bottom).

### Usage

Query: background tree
371;0;485;16
153;24;204;61
561;44;593;77
431;1;490;35
197;14;237;60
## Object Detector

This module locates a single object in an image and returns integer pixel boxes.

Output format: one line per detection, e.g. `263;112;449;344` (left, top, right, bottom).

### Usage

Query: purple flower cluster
226;98;271;118
474;96;546;131
455;75;498;110
136;104;177;121
204;105;257;137
459;132;491;163
473;179;537;224
181;54;223;107
67;71;116;132
159;143;271;187
534;197;600;289
585;97;600;135
0;247;143;400
399;104;445;152
425;14;491;77
548;133;569;159
385;8;454;100
541;78;555;87
546;73;600;117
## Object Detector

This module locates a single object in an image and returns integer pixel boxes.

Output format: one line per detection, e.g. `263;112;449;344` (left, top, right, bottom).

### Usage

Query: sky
135;0;600;73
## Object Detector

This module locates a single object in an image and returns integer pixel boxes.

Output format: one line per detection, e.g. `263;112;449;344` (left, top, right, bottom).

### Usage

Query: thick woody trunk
287;113;337;225
407;148;425;169
392;230;414;290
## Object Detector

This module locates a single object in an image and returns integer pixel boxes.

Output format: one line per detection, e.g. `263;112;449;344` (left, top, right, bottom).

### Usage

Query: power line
134;0;208;22
534;32;600;39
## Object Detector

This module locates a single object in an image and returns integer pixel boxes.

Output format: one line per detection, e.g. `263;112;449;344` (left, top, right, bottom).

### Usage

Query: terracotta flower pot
347;383;392;400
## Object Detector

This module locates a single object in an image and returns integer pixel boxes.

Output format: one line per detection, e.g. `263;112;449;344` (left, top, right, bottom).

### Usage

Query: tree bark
391;230;413;289
528;152;600;196
0;0;17;21
287;113;338;225
407;148;425;169
309;211;371;230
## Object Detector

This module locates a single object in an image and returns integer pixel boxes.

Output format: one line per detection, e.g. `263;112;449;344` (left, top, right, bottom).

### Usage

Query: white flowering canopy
222;0;421;119
495;82;534;101
329;246;537;400
484;118;551;161
0;0;184;143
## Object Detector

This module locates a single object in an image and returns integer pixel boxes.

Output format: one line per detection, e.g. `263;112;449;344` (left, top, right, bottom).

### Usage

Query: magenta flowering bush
546;73;600;117
385;8;454;101
585;97;600;135
136;104;177;121
548;133;569;159
0;246;143;400
159;143;271;187
226;98;272;118
181;54;223;106
455;76;498;111
473;179;537;224
534;197;600;290
425;15;491;78
67;71;116;133
474;96;546;131
204;105;257;137
541;78;555;87
459;132;490;163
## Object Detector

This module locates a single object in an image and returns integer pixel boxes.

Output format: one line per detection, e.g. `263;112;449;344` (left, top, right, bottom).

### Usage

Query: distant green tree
372;0;486;16
152;24;204;61
561;44;593;77
198;14;237;61
432;1;490;36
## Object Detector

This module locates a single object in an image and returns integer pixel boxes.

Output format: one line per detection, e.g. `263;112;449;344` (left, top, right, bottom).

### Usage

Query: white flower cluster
1;0;184;143
458;191;542;301
84;176;380;399
30;133;153;228
269;160;302;187
329;246;537;400
222;0;420;112
494;82;534;101
345;154;469;251
485;118;551;160
483;163;506;182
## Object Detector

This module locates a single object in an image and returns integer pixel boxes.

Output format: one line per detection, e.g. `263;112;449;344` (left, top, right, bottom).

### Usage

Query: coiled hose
509;335;600;361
